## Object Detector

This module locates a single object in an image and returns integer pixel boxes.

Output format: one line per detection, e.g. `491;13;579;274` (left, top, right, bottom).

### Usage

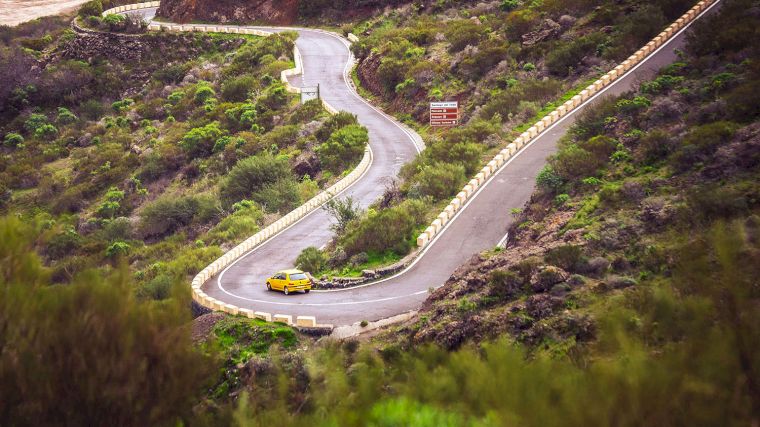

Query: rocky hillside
156;0;417;24
378;0;760;352
157;0;299;25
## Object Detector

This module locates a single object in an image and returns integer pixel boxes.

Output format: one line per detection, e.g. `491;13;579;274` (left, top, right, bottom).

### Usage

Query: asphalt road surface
132;4;720;325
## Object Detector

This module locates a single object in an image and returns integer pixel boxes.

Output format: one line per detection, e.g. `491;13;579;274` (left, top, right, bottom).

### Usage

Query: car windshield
290;273;307;281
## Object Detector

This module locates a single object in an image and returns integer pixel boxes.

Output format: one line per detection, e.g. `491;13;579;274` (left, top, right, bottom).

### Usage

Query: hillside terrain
0;13;367;298
0;0;759;426
287;0;706;279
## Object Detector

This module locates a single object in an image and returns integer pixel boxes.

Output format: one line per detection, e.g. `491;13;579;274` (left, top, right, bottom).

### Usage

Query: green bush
670;121;738;171
324;196;362;234
488;269;523;300
78;0;102;18
616;96;651;115
193;81;216;104
413;163;466;201
153;63;190;84
102;14;125;31
24;113;49;134
179;122;226;158
536;165;564;193
105;241;130;258
340;199;427;256
111;98;133;113
544;245;587;272
499;0;519;11
221;74;257;102
315;111;358;142
3;133;23;147
295;246;327;273
317;124;368;173
139;194;220;237
445;20;486;52
55;107;78;125
251;177;300;213
546;33;606;76
260;125;299;149
220;153;292;205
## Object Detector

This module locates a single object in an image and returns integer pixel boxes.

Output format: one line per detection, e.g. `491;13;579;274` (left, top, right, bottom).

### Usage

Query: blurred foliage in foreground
0;216;216;426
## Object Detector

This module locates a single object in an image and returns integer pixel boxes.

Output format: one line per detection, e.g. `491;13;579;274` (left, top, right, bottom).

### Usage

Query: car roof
279;269;304;275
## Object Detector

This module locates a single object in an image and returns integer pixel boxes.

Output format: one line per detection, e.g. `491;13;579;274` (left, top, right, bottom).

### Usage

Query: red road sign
430;101;459;127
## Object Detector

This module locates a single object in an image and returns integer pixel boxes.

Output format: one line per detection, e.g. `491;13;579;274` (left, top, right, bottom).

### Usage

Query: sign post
430;101;459;127
301;84;320;104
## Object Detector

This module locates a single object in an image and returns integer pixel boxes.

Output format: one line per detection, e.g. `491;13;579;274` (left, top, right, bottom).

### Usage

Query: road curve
132;4;720;326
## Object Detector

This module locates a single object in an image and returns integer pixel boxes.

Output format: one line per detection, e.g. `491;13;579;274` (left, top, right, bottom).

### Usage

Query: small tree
295;246;327;273
316;124;368;173
323;196;362;234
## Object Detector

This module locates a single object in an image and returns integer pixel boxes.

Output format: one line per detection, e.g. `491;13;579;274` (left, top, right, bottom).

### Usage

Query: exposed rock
531;266;569;293
298;120;324;138
585;257;610;277
357;52;385;97
521;19;562;46
526;294;564;319
607;275;637;289
292;150;321;179
558;15;577;29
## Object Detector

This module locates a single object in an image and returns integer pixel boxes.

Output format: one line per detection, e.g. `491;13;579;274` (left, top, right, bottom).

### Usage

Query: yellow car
266;269;312;295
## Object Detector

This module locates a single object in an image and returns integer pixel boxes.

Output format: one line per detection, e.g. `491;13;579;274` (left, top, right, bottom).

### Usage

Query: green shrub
55;107;78;125
499;0;519;11
34;124;58;140
315;111;358;142
488;269;523;300
102;14;125;31
153;63;190;84
105;241;130;258
413;163;467;201
24;113;49;134
179;122;226;158
193;81;216;104
551;144;602;180
546;32;606;76
260;125;299;149
111;98;133;113
251;177;300;213
295;247;327;273
221;74;256;102
324;196;362;234
445;20;485;52
544;245;587;272
3;133;23;147
671;121;738;171
616;96;651;114
317;124;368;173
641;75;685;94
78;0;102;17
220;153;292;205
340;199;427;256
139;195;220;237
536;165;564;193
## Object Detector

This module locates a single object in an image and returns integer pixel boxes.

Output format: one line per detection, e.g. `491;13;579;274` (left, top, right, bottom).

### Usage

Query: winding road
128;3;721;326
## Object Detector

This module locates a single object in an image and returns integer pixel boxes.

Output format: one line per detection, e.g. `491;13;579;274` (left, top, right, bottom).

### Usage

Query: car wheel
266;282;271;291
283;286;289;295
304;289;310;293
